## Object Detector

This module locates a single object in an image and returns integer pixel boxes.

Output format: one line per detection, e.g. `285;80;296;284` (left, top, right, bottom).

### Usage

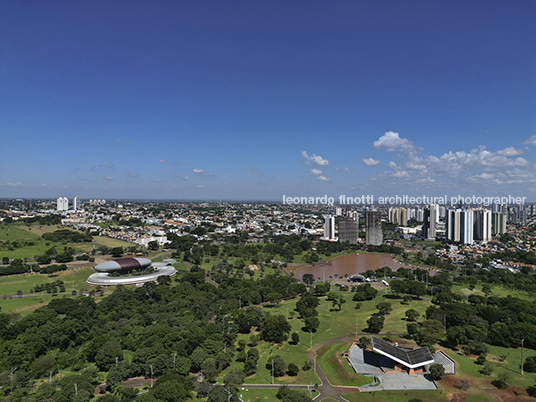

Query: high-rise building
446;209;460;242
416;208;424;222
365;210;383;246
446;209;473;244
73;195;80;212
335;207;343;216
422;205;437;240
323;215;336;240
388;207;407;226
57;197;69;211
460;210;474;245
338;218;359;244
492;212;507;235
473;209;492;242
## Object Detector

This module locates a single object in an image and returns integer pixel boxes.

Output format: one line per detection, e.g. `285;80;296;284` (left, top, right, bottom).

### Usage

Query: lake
295;253;410;281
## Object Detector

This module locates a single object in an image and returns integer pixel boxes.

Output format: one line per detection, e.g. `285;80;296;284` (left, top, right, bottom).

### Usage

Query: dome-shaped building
94;257;151;273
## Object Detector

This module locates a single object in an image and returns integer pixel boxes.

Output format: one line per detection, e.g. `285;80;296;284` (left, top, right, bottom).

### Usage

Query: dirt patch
447;393;465;402
491;386;533;402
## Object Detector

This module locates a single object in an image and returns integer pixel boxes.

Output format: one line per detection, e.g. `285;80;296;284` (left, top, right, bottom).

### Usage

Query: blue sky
1;0;535;201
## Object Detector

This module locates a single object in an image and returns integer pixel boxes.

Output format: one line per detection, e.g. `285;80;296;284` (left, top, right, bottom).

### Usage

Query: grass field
0;267;96;296
316;341;373;387
237;387;318;401
343;389;448;402
452;283;533;301
0;223;134;258
0;225;87;259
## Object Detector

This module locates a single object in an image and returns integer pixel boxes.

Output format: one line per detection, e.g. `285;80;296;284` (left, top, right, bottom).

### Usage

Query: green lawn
316;341;373;387
0;223;133;259
174;262;189;271
237;387;317;401
0;295;52;316
0;267;96;296
452;283;533;301
343;389;447;402
0;225;87;259
437;343;536;389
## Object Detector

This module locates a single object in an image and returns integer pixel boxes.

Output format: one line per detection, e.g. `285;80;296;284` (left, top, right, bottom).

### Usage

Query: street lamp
521;339;525;375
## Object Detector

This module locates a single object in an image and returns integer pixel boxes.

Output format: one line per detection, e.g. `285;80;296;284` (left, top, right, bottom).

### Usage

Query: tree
429;364;445;380
95;341;123;371
276;385;312;402
291;332;300;345
202;358;219;383
260;315;291;343
475;353;486;365
481;362;494;376
527;384;536;397
366;315;384;333
352;284;378;301
244;359;257;376
148;241;159;251
524;356;536;373
300;272;314;286
492;372;509;389
359;336;371;347
304;316;320;332
237;339;246;351
287;362;299;376
224;369;245;388
268;355;287;377
111;247;124;258
332;295;346;311
376;301;392;316
415;320;445;346
296;294;319;318
405;309;420;322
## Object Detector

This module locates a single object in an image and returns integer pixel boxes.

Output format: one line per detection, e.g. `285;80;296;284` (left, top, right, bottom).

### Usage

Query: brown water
296;253;408;281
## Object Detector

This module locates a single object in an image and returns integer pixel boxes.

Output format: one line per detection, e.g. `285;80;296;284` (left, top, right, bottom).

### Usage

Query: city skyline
1;1;535;201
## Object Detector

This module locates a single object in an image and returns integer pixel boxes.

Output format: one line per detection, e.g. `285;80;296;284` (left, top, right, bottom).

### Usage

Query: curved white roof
87;265;176;286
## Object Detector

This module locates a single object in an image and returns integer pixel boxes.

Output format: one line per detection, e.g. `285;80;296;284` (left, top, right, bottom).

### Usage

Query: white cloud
106;176;114;181
317;175;330;181
0;182;23;187
106;164;114;168
392;170;410;178
302;151;329;166
373;131;414;152
362;158;380;166
183;176;189;181
496;147;523;157
524;135;536;146
159;159;166;164
388;161;397;168
195;185;204;188
129;173;139;178
310;168;322;175
193;169;205;173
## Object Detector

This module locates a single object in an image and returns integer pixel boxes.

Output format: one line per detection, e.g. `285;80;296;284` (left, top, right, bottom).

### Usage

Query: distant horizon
2;196;534;207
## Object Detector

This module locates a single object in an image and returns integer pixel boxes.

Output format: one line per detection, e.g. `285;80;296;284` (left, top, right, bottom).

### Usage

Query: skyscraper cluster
446;208;492;244
56;195;81;212
388;207;408;226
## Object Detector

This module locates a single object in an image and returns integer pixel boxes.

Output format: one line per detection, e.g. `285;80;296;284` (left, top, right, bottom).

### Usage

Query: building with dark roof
371;336;435;372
